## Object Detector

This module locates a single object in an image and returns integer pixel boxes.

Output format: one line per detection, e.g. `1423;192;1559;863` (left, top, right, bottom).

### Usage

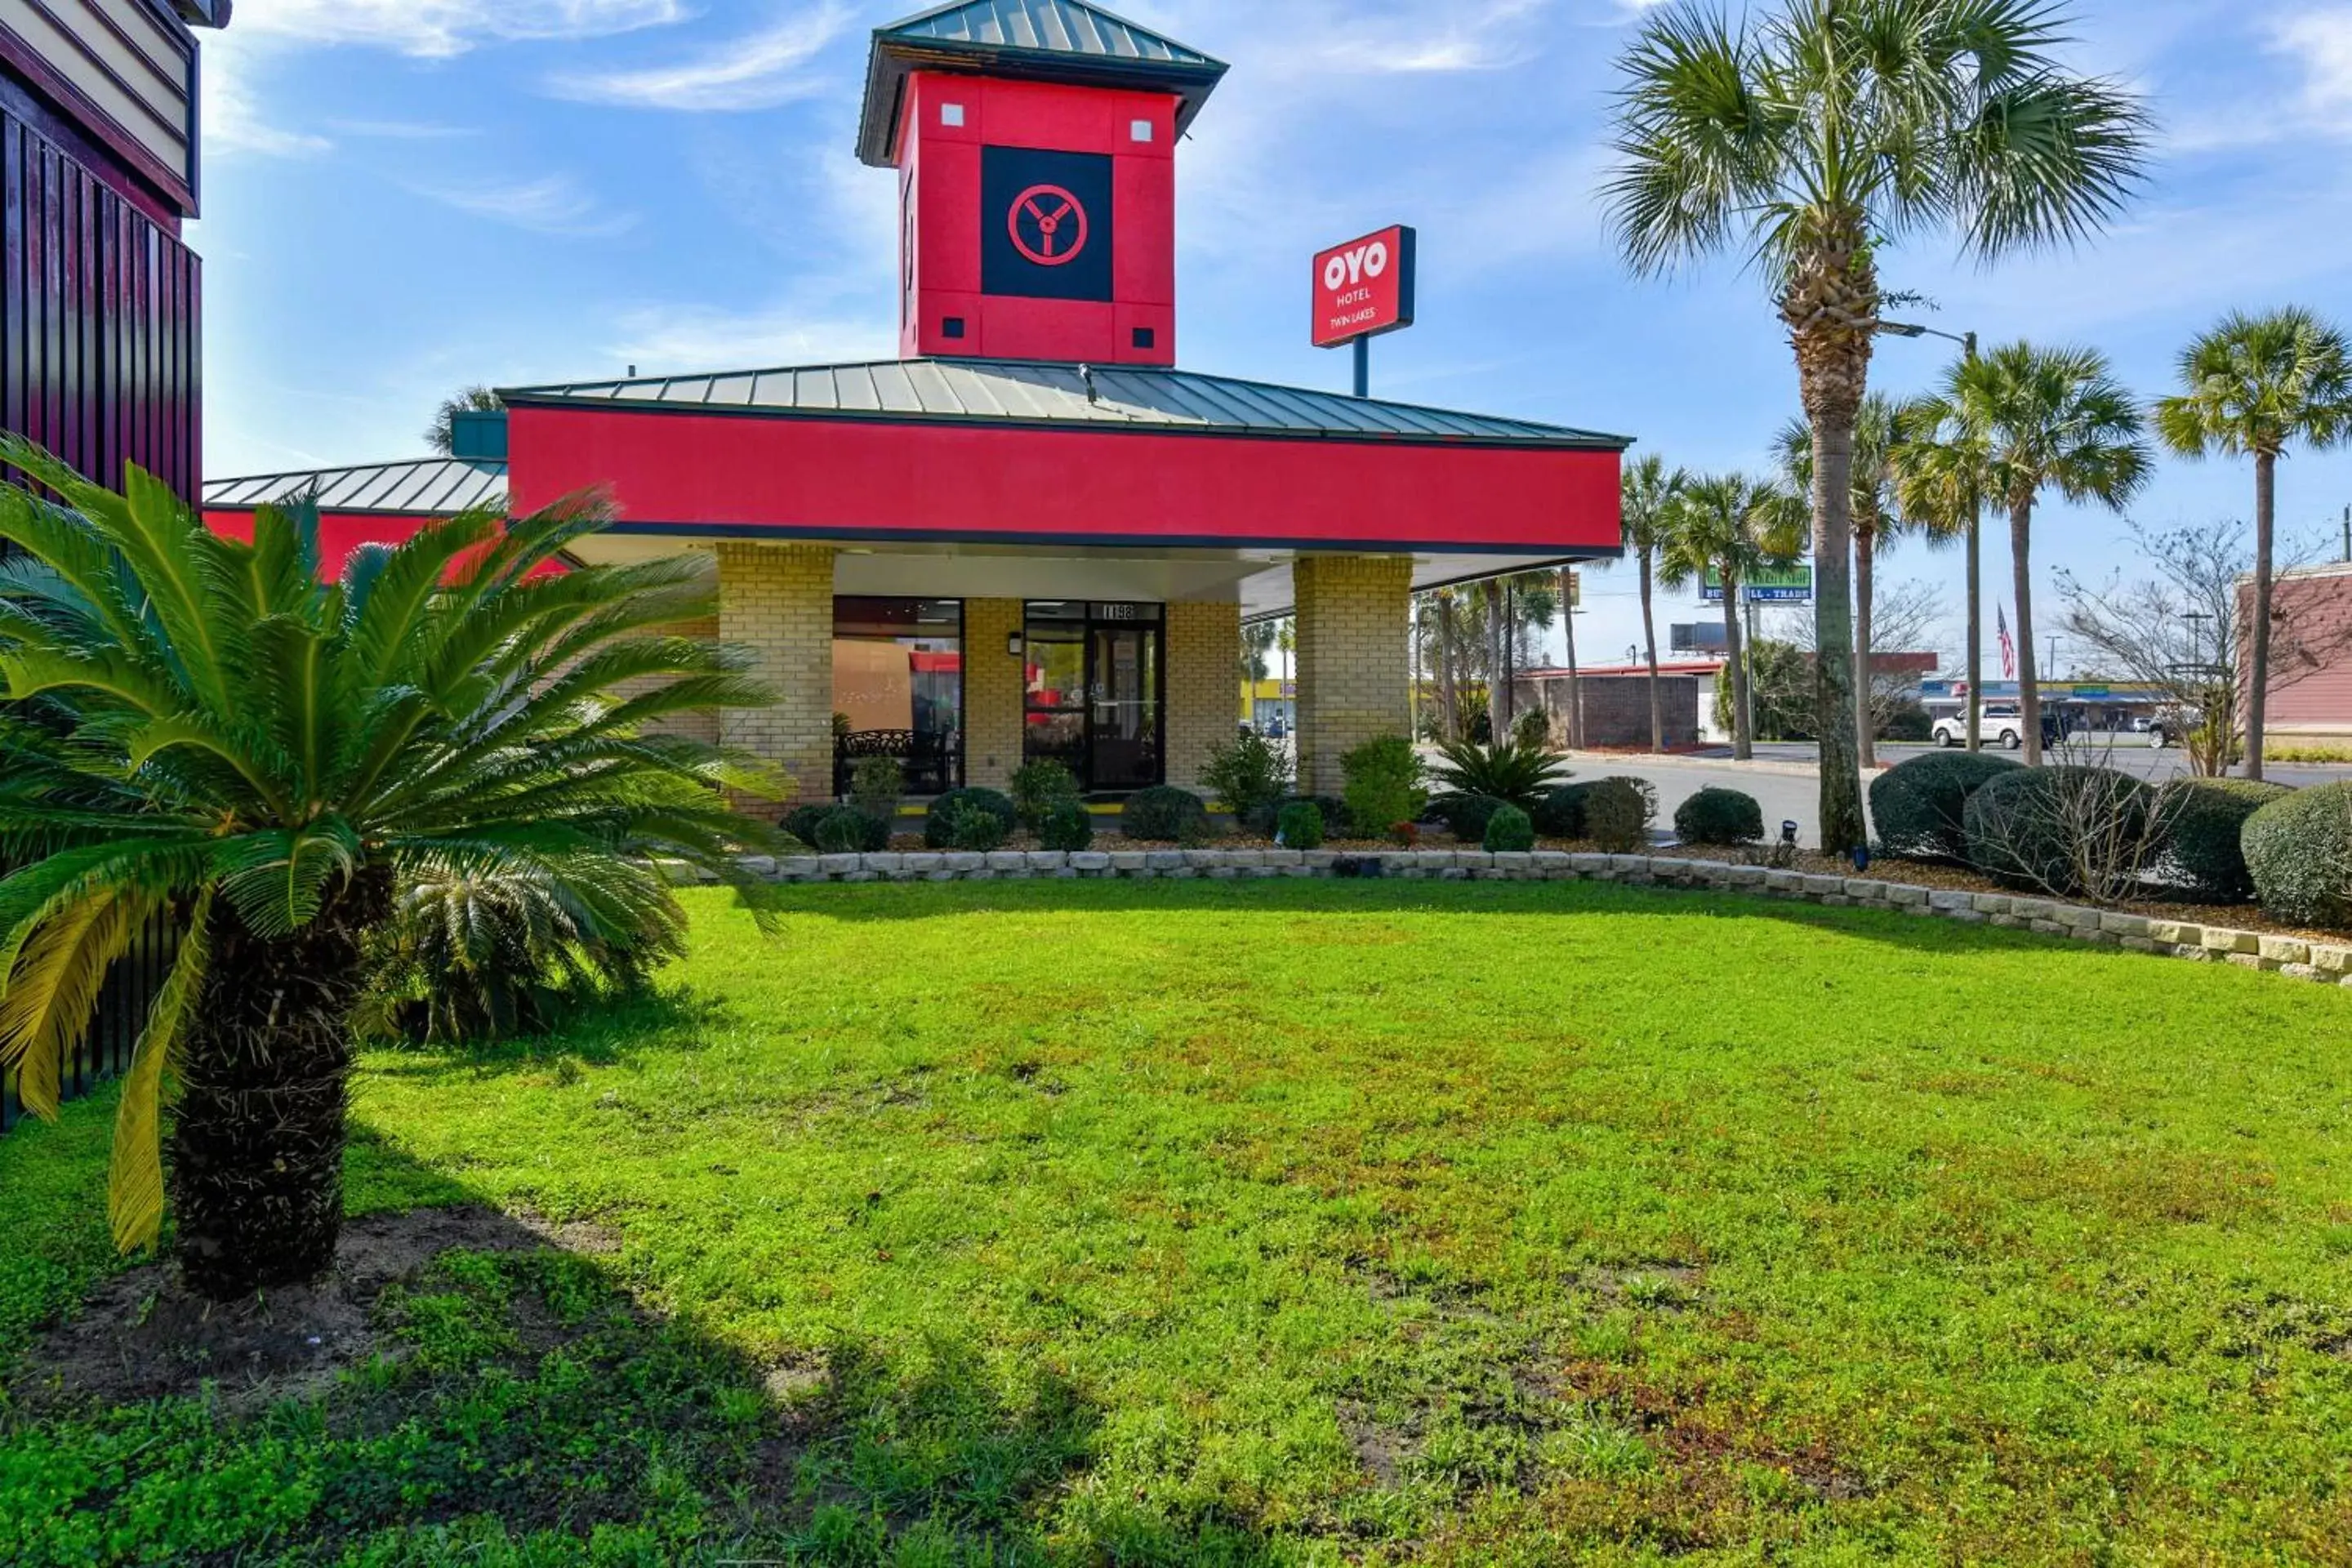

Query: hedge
1532;784;1588;839
1276;800;1326;850
2154;778;2292;904
1871;751;2024;862
1673;786;1765;847
1123;786;1210;844
1036;800;1095;853
1482;804;1536;853
1961;767;2154;896
813;805;889;854
1584;778;1650;853
2243;782;2352;929
1434;794;1511;844
924;788;1018;849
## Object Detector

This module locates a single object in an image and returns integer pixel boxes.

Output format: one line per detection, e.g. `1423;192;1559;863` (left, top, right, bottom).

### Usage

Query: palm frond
109;890;211;1252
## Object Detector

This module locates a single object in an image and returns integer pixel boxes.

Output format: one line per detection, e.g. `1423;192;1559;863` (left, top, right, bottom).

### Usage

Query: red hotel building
203;0;1632;803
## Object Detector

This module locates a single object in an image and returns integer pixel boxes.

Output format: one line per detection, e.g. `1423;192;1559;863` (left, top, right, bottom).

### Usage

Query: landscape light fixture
1781;821;1800;848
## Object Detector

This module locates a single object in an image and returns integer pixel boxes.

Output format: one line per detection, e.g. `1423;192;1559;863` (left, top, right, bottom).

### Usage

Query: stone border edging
702;849;2350;988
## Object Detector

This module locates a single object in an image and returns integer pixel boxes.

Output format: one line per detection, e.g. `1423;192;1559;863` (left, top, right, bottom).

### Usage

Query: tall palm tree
0;440;779;1298
1603;0;2149;849
1657;474;1803;760
1892;389;1994;750
1620;454;1690;751
1946;342;2151;764
1777;394;1903;767
2154;308;2352;781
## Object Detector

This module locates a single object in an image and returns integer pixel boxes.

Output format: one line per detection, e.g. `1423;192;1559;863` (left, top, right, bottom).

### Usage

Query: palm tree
1620;454;1689;751
425;385;505;456
2154;308;2352;781
1658;474;1802;760
1603;0;2149;849
0;439;779;1298
1944;342;2151;764
1777;394;1904;767
1891;389;1994;751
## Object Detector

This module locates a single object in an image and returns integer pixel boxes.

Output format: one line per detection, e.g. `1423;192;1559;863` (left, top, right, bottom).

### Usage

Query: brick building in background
2256;563;2352;753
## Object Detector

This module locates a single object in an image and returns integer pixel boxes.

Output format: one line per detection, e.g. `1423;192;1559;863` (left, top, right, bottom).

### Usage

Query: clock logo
1008;184;1089;266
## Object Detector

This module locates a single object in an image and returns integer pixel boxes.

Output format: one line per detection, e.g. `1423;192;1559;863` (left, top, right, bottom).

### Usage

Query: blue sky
194;0;2352;673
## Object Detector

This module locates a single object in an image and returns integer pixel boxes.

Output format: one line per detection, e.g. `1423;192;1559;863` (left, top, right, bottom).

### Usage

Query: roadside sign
1701;564;1812;604
1312;225;1417;349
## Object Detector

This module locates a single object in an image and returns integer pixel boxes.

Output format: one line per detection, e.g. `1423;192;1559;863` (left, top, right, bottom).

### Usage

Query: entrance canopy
500;356;1629;618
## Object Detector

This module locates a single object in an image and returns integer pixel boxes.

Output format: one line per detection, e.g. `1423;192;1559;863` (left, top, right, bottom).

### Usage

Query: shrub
1432;735;1571;809
848;755;902;825
1037;799;1095;853
815;805;888;854
942;798;1009;852
1584;777;1650;853
1343;735;1427;844
2155;778;2292;904
1532;784;1588;840
1201;731;1294;826
1276;800;1326;849
1606;775;1660;828
2243;782;2352;928
1281;794;1350;838
1512;709;1552;747
925;788;1017;849
1869;751;2024;862
1673;786;1764;847
1880;699;1935;744
1435;794;1512;844
1962;767;2161;898
1010;760;1083;831
782;804;831;849
1123;785;1210;843
1483;803;1536;852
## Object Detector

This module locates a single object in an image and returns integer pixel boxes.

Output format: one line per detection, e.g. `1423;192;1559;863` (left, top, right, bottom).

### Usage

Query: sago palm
1603;0;2148;847
1777;393;1905;767
2154;307;2352;781
1940;342;2150;764
1620;454;1690;752
1891;389;1994;750
0;439;780;1298
1657;474;1804;760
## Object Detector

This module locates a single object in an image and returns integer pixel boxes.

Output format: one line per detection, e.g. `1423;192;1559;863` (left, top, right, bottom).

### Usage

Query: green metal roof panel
203;457;508;514
501;359;1631;451
858;0;1227;166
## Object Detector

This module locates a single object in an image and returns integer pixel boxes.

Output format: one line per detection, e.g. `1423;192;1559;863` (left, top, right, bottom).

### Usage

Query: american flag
1997;605;2017;680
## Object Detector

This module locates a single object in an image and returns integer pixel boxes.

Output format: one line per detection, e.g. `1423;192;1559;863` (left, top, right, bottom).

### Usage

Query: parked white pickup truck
1933;703;2029;750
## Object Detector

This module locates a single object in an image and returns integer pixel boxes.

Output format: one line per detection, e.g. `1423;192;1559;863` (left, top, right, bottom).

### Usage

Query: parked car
1933;703;2029;750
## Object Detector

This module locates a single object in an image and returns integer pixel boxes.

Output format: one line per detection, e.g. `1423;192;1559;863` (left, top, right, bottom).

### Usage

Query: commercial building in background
202;0;1632;803
1513;662;1708;751
2252;563;2352;753
1;0;226;502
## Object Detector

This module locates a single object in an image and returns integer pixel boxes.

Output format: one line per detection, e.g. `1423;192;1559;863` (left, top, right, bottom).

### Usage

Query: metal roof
858;0;1227;167
203;457;508;514
501;359;1630;450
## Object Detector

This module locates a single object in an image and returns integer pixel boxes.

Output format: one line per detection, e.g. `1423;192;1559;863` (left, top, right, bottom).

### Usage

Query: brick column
963;598;1026;788
716;542;836;804
1165;598;1240;792
1293;554;1414;795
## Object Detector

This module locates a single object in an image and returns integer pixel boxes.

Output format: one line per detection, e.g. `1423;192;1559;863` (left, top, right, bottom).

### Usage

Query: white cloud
235;0;686;59
408;174;637;237
202;33;331;158
2278;7;2352;126
547;4;850;111
605;301;894;373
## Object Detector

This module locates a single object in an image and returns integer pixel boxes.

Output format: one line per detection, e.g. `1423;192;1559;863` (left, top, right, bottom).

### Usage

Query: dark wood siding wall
2;86;200;500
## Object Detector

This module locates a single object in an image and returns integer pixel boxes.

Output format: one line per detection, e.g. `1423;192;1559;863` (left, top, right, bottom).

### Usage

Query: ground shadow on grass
359;981;747;1090
0;1136;1290;1567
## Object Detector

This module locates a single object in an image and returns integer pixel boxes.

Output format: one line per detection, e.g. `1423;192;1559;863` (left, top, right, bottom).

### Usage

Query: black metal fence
0;910;176;1135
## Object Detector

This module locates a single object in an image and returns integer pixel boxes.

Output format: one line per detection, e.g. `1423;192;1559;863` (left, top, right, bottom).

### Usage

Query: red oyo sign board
1312;225;1416;349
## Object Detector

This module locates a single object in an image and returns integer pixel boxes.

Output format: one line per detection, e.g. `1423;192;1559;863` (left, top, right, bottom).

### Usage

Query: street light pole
1880;321;1981;750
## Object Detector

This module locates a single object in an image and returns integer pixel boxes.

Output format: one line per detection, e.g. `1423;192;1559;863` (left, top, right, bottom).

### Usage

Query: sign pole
1353;337;1370;399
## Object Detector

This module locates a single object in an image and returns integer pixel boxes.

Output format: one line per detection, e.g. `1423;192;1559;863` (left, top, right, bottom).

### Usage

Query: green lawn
7;880;2352;1564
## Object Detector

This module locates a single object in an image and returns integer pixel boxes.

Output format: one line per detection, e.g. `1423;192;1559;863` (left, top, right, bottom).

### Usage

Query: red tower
857;1;1227;368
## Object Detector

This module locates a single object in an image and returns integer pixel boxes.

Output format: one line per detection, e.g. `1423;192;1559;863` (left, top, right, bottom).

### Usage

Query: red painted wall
506;404;1621;554
204;509;427;576
897;71;1176;366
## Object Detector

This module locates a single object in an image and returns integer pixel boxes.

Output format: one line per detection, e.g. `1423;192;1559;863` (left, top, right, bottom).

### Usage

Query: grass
7;879;2352;1564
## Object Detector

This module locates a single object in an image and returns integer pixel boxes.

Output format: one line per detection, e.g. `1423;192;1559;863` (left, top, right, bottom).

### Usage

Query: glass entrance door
1023;603;1164;791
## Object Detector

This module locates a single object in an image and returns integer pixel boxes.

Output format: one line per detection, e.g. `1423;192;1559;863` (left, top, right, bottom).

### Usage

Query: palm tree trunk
172;871;390;1299
1640;551;1664;751
1559;568;1584;750
1436;596;1458;742
1855;526;1877;770
1723;572;1750;760
1809;415;1865;851
2011;498;2042;767
2247;448;2275;782
1965;507;1982;753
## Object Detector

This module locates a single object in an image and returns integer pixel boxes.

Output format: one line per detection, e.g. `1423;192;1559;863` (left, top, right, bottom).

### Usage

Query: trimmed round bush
1531;783;1588;840
944;799;1008;852
2155;778;2292;904
1482;803;1535;853
1037;799;1095;853
1010;760;1083;831
1961;767;2154;895
924;787;1017;849
1276;800;1325;849
1281;795;1349;838
813;805;888;854
1673;786;1765;847
1584;777;1650;853
1434;794;1511;844
1606;775;1661;828
1122;785;1210;843
2243;782;2352;928
1870;751;2024;862
782;804;831;849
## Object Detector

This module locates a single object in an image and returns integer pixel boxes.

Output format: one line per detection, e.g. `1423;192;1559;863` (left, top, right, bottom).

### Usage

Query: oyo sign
1312;224;1416;349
